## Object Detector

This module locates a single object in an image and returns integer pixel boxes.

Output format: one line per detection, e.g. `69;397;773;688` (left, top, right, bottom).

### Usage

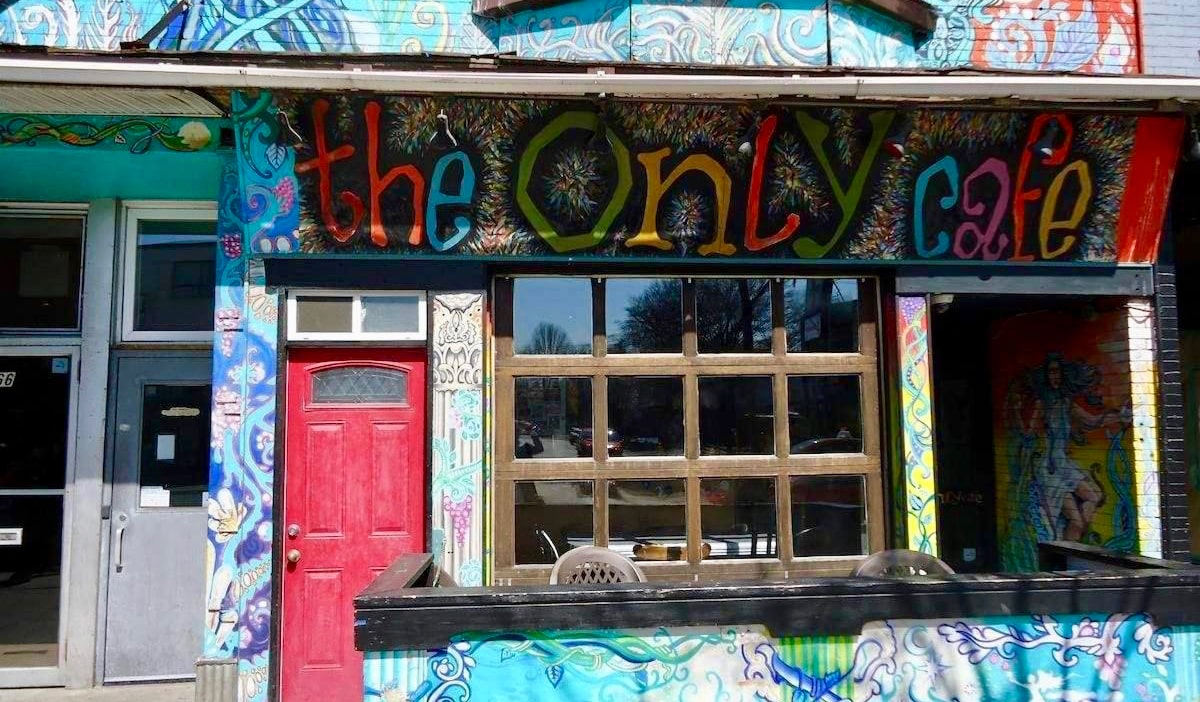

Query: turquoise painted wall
1;0;1141;73
0;114;224;201
364;616;1200;702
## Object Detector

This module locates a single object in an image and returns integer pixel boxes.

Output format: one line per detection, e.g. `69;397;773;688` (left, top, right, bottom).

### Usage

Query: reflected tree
522;322;578;354
611;280;683;353
696;279;772;352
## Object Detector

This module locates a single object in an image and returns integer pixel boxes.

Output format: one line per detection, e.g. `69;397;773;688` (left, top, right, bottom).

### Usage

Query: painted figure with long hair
1007;353;1129;543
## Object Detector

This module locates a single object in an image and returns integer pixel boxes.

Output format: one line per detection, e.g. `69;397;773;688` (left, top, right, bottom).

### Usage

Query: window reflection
606;278;682;353
699;376;774;455
609;479;687;562
515;480;593;564
791;476;867;557
514;377;592;459
701;478;777;559
696;279;772;353
608;377;684;457
784;279;859;353
788;376;863;454
514;279;592;354
134;220;216;333
0;216;83;330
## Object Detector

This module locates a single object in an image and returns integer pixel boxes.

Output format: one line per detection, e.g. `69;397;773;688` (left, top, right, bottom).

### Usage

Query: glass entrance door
0;354;73;672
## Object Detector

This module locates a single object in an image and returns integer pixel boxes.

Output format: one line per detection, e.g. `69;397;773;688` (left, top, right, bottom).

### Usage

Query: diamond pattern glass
311;367;408;404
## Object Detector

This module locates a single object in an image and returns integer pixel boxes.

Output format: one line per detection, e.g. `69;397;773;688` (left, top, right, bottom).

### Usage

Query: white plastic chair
851;548;955;577
549;546;647;585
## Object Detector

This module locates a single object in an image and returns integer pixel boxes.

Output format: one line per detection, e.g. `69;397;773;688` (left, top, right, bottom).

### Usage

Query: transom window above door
494;275;883;585
121;203;218;342
0;209;86;331
286;291;427;342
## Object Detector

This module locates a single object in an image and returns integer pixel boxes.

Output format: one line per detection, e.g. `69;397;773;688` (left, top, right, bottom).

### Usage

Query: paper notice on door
156;434;176;461
139;485;171;508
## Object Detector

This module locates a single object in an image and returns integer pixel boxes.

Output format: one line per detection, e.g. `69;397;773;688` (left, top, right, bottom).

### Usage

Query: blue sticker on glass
51;358;69;374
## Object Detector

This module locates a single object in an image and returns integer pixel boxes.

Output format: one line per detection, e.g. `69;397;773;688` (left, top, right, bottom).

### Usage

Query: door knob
287;524;300;538
286;549;301;563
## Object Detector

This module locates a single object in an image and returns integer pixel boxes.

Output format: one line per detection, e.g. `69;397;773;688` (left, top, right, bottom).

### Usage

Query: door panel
104;355;211;682
282;347;427;702
0;355;72;672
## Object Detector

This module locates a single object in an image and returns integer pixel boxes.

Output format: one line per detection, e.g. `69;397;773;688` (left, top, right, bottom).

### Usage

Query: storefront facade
0;0;1198;698
183;90;1188;701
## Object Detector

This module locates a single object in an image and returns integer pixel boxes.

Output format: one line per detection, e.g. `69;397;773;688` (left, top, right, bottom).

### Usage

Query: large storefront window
495;276;883;583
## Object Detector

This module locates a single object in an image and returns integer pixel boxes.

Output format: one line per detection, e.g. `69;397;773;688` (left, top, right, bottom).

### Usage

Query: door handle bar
114;526;126;572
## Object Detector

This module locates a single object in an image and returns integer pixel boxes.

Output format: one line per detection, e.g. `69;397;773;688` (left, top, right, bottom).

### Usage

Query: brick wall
1141;0;1200;76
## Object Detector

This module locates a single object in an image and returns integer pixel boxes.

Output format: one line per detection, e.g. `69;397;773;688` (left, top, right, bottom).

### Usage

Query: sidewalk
0;683;193;701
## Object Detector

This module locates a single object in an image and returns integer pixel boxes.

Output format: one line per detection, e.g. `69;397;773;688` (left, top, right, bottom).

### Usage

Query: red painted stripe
1116;115;1185;263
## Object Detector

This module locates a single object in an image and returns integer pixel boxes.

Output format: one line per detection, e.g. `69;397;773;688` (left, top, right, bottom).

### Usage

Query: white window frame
0;203;89;335
120;201;218;343
286;290;428;342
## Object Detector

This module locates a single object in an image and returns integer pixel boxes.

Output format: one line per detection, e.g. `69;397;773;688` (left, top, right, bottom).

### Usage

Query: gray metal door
104;355;211;682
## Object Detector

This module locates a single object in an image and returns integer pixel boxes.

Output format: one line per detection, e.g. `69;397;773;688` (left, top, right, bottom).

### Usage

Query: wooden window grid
493;276;885;585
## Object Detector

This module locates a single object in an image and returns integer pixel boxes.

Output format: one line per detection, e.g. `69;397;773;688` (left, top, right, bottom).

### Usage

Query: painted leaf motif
265;144;287;169
546;664;563;688
499;647;515;661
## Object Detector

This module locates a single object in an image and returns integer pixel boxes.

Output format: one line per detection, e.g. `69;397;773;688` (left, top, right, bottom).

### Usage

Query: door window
311;367;408;405
137;384;212;508
122;205;218;342
0;215;84;331
0;355;73;670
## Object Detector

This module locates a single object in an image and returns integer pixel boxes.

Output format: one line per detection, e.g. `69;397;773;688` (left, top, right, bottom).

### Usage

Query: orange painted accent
743;114;801;252
1116;116;1186;263
1011;114;1073;261
364;101;426;248
295;99;362;244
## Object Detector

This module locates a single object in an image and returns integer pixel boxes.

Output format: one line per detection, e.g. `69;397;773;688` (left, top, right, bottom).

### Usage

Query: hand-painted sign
285;95;1181;263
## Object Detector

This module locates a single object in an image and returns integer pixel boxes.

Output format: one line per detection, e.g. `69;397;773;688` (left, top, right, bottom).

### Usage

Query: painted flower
207;489;247;543
177;121;212;150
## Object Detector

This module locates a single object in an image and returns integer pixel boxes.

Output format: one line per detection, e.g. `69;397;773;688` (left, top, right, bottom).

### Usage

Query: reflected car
789;437;862;454
577;429;623;457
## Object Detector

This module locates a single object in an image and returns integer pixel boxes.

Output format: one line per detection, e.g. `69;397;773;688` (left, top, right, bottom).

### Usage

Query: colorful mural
282;95;1179;263
431;293;487;586
203;92;298;702
0;114;218;153
897;296;938;556
0;0;1140;74
363;615;1200;702
991;304;1160;572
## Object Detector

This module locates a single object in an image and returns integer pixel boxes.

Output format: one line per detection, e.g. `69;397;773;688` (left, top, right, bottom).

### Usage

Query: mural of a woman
1008;353;1130;543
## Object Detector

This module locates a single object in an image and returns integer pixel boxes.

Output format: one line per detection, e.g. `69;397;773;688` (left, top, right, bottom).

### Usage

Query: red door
281;347;427;702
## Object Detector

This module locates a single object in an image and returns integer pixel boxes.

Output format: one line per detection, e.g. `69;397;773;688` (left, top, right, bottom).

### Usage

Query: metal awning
4;55;1200;106
0;84;223;116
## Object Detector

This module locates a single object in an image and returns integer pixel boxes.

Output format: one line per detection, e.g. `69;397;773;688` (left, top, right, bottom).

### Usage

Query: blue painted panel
496;0;630;62
185;0;497;53
829;0;917;68
629;0;827;66
0;0;167;48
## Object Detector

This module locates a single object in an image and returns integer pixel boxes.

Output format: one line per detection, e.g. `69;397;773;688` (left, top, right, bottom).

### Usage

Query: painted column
896;295;939;556
204;90;298;702
430;293;488;586
1127;299;1163;558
